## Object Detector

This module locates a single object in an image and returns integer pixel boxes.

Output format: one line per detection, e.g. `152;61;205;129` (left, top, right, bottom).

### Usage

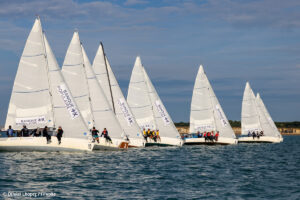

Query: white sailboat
61;32;128;150
238;82;282;143
127;57;182;146
92;43;144;147
1;17;94;151
185;65;237;145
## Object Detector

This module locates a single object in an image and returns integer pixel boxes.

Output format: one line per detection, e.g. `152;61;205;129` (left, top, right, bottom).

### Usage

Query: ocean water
0;136;299;200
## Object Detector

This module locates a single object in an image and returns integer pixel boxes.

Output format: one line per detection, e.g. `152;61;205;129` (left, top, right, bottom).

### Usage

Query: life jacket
156;131;159;136
204;133;206;137
207;132;211;137
147;130;151;135
143;130;146;136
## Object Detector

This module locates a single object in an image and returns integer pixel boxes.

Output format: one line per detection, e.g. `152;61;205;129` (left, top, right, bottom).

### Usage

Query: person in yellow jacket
156;129;161;142
143;128;148;142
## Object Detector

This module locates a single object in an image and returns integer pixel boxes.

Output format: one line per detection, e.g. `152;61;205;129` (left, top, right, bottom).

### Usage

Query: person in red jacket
215;131;219;141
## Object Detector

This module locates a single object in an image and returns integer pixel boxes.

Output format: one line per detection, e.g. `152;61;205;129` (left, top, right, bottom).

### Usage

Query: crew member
56;126;64;144
6;125;14;137
91;127;100;143
101;128;112;143
21;125;29;137
43;126;51;143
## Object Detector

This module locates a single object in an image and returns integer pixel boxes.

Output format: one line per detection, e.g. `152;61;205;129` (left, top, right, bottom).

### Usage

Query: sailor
207;132;211;142
260;130;264;136
56;126;64;144
248;131;251;137
256;131;260;139
215;131;219;141
197;131;202;138
6;125;14;137
142;128;148;142
43;126;51;143
21;125;29;137
33;127;42;137
252;131;256;139
204;132;207;141
101;128;112;144
156;129;161;142
211;131;214;141
91;127;100;143
147;129;152;139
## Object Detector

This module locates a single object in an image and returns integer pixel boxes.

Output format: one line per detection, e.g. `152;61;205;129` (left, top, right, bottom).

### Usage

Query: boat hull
238;136;283;143
145;137;183;147
93;137;129;150
0;137;94;152
183;137;238;145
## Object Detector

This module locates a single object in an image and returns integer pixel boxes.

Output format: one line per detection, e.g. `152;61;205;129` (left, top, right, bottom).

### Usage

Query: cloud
124;0;148;6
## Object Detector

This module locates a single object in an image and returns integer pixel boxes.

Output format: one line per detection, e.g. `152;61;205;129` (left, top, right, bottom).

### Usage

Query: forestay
92;43;142;139
127;57;156;130
241;82;262;135
5;18;53;130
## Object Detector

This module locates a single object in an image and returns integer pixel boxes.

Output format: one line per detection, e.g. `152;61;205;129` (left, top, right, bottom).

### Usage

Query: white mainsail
44;34;89;139
81;45;124;140
127;57;156;130
61;31;94;129
128;56;180;140
256;93;282;138
241;82;262;135
190;65;235;139
92;43;142;140
5;18;54;130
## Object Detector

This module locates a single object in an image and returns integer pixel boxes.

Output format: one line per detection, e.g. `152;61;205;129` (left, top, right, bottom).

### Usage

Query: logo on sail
117;98;134;126
57;84;79;119
155;100;170;125
16;116;46;125
215;104;228;127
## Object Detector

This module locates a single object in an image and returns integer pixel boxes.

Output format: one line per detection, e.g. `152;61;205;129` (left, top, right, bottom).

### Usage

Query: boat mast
101;42;116;114
39;17;56;128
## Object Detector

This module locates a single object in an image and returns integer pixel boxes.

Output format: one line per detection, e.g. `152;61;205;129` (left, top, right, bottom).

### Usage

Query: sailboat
1;17;94;151
184;65;237;145
61;32;128;149
238;82;282;143
127;57;183;146
92;43;144;147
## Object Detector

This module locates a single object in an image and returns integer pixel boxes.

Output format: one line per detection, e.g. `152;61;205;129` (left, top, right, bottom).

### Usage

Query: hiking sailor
101;128;112;144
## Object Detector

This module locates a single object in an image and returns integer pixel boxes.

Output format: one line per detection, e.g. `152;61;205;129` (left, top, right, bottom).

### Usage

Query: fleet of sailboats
0;17;283;152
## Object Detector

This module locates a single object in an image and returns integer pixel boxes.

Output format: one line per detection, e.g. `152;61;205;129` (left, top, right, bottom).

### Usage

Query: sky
0;0;299;125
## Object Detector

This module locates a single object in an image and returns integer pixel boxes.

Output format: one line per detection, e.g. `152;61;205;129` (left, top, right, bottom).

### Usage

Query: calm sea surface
0;136;299;199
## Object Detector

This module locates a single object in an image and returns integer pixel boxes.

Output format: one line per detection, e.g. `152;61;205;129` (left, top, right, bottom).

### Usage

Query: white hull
184;137;238;145
238;136;283;143
145;137;183;147
0;137;94;152
93;137;129;150
128;138;145;148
